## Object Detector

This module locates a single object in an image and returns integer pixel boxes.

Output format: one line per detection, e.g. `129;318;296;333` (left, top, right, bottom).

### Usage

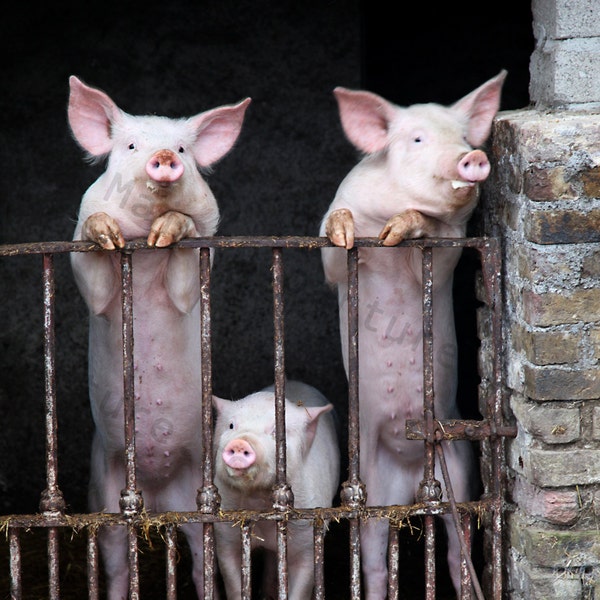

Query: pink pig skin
68;76;250;600
213;381;340;600
320;71;506;598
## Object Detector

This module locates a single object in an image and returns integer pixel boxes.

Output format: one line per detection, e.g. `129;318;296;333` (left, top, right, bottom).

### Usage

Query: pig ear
68;76;122;156
451;70;507;147
212;395;227;413
188;97;251;167
303;403;334;450
333;87;396;154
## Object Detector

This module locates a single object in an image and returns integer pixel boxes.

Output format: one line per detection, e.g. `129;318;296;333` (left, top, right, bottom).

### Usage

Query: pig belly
88;280;202;491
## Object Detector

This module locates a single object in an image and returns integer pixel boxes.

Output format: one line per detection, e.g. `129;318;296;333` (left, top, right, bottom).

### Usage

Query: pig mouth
450;179;477;190
146;179;177;193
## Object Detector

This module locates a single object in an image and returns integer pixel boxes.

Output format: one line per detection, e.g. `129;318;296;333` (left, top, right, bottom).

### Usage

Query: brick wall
478;108;600;599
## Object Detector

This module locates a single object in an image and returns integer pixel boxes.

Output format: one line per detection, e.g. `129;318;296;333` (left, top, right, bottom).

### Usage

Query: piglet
320;71;506;598
213;380;340;599
68;75;250;599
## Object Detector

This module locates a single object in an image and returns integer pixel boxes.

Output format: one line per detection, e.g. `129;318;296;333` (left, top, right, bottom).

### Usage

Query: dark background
0;0;533;595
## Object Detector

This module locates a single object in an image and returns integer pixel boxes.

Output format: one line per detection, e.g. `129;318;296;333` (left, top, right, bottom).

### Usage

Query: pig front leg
148;210;203;314
378;209;441;246
287;525;317;600
324;207;355;249
214;523;244;598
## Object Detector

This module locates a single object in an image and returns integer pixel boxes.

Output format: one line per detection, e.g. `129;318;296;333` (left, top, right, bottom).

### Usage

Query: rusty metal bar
87;527;99;600
47;527;60;600
387;525;399;600
197;247;219;599
39;254;66;517
313;520;326;600
241;523;252;599
417;246;438;600
9;527;21;599
117;251;142;600
479;238;506;600
165;525;177;600
342;246;364;600
460;512;472;600
271;247;290;600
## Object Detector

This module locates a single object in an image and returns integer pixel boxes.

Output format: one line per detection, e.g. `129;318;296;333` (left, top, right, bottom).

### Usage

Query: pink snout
457;149;490;183
222;439;256;470
145;149;184;183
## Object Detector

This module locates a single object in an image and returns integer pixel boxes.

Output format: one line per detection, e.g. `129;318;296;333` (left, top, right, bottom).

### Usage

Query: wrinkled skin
320;71;506;599
68;75;250;599
213;381;340;599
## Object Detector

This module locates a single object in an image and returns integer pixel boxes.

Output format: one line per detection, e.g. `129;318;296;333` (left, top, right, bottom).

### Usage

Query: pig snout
222;439;256;470
456;149;490;183
145;149;184;183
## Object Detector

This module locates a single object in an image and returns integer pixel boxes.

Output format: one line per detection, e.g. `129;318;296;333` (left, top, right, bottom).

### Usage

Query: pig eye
228;422;234;430
413;136;422;143
178;146;185;153
128;143;136;150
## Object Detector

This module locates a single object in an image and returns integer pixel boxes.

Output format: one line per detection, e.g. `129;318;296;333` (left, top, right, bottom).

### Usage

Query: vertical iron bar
241;523;253;600
165;525;177;600
87;528;99;600
481;238;505;600
9;527;21;600
198;247;218;598
40;253;65;515
119;251;141;600
387;525;399;600
344;247;364;600
313;520;326;600
271;248;290;600
460;512;472;600
420;246;438;600
47;527;60;600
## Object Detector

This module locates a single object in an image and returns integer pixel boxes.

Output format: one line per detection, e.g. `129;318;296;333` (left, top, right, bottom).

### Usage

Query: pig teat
145;149;185;184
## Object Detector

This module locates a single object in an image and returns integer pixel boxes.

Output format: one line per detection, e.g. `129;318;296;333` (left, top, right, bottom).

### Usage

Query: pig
68;75;250;599
212;380;340;599
320;71;506;598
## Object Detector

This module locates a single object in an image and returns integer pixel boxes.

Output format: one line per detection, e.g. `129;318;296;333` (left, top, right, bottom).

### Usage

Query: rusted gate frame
0;235;515;599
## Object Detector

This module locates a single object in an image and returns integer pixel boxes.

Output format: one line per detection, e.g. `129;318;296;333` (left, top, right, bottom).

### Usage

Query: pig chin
224;465;272;490
449;179;480;207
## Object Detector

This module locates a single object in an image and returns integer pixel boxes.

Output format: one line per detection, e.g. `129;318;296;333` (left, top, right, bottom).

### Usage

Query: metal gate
0;235;515;599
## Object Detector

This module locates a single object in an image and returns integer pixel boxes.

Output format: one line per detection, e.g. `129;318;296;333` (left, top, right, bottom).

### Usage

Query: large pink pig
320;71;506;598
68;75;250;599
213;380;340;599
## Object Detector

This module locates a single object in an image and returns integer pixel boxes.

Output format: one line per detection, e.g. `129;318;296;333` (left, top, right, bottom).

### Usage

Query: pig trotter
325;207;355;249
379;209;431;246
82;212;126;250
147;210;197;247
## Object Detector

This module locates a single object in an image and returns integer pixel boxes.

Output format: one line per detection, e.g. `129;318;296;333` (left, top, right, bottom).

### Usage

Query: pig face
333;71;506;223
213;392;333;494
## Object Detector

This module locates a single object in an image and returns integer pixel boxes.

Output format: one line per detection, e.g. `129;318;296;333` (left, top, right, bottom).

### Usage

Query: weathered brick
524;208;600;244
509;556;583;600
593;406;600;440
513;524;600;568
513;243;581;287
512;323;579;365
512;476;580;524
523;364;600;400
529;448;600;486
524;165;577;201
511;396;581;442
580;165;600;198
522;288;600;325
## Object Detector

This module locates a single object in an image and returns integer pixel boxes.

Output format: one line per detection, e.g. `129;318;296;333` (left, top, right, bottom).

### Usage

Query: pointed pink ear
188;97;251;167
303;403;334;450
451;70;507;147
68;76;121;156
333;87;396;154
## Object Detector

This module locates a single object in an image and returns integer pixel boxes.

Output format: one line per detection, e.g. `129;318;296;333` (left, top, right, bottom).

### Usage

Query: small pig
320;72;506;598
213;380;340;599
68;75;250;599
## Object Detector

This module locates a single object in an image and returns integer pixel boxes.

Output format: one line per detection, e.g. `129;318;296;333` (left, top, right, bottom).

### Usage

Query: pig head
68;75;250;599
320;71;506;599
213;381;340;599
